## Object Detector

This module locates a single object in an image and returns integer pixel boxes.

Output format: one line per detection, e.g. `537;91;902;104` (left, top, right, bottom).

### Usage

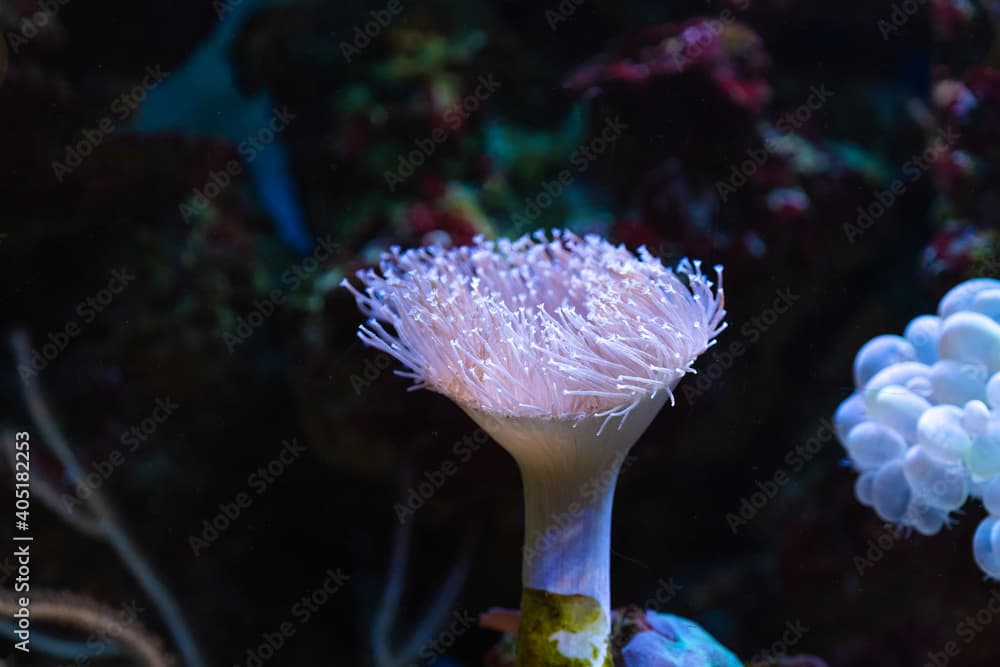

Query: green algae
517;588;613;667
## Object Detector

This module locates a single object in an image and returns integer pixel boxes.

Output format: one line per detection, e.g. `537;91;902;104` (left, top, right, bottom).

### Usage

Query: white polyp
962;400;991;437
937;311;1000;373
868;385;932;443
904;499;948;536
834;393;868;443
854;471;876;507
342;230;725;426
968;418;1000;482
905;315;942;364
971;289;1000;321
988;373;1000;409
853;335;916;389
916;405;971;463
846;422;906;469
938;278;1000;318
872;460;911;523
973;516;1000;579
982;478;1000;515
902;446;968;512
930;360;988;406
343;230;727;658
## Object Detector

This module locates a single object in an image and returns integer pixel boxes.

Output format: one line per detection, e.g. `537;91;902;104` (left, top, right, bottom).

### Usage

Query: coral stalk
464;399;668;665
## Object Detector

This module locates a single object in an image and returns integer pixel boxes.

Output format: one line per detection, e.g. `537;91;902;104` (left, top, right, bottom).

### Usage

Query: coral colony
834;278;1000;577
343;230;730;665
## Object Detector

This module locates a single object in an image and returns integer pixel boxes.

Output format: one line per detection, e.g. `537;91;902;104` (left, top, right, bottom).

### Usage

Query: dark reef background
0;0;998;665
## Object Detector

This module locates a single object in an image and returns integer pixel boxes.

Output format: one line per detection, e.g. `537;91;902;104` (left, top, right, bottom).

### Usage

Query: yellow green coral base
517;588;613;667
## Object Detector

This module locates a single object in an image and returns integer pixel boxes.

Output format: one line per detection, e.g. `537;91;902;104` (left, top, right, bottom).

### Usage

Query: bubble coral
343;229;726;666
834;277;1000;577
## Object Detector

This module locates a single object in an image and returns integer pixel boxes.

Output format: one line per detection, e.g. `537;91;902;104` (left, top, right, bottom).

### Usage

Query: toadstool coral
343;229;727;666
834;277;1000;577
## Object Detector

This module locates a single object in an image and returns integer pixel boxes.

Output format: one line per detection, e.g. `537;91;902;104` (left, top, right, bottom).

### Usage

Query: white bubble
903;499;948;536
962;400;991;437
938;278;1000;318
902;446;968;511
847;422;907;469
988;373;1000;409
938;311;1000;373
873;460;911;523
930;359;988;405
905;315;942;365
906;376;934;398
971;288;1000;321
917;404;971;463
854;335;916;389
855;471;876;507
863;362;932;410
973;516;1000;579
868;385;932;443
967;418;1000;482
834;393;868;445
982;478;1000;515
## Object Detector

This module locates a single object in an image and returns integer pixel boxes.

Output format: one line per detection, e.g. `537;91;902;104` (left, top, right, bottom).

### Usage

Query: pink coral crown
342;230;725;427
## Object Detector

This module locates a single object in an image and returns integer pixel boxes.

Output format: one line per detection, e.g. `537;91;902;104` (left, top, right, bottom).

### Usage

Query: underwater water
1;0;999;665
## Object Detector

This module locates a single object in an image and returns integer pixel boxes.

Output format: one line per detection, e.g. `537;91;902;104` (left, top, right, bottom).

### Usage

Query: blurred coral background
0;0;998;664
